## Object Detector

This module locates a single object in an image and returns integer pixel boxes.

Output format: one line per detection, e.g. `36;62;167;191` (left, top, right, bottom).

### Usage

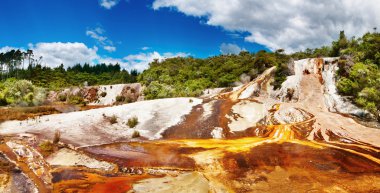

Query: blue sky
0;0;378;70
0;0;266;70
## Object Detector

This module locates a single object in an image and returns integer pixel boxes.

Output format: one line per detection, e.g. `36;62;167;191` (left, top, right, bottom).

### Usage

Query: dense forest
0;31;379;118
0;49;138;90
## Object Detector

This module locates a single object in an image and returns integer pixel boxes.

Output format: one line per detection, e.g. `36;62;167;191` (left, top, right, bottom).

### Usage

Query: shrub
127;116;139;128
100;92;107;97
143;81;175;99
58;94;67;102
116;95;125;102
125;96;133;103
337;78;358;95
109;115;118;124
131;130;140;138
189;99;193;103
0;79;46;106
53;130;61;144
39;140;54;153
67;94;83;105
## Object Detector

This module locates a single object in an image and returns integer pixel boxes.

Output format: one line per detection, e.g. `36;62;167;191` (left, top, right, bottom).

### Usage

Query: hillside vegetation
138;51;290;99
0;50;138;90
335;32;380;118
0;31;378;119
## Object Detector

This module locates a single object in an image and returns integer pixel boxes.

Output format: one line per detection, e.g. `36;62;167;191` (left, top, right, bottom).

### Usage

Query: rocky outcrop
49;83;144;106
230;66;276;100
322;61;369;117
275;57;369;118
275;58;330;102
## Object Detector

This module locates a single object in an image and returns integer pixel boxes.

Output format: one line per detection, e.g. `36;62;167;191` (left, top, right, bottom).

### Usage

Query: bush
109;115;118;124
67;94;83;105
100;92;107;97
131;130;140;138
0;79;46;106
125;96;133;103
58;94;67;102
143;81;175;99
273;62;290;90
127;116;139;128
116;95;125;102
337;77;358;95
53;130;61;144
337;61;380;118
39;140;54;153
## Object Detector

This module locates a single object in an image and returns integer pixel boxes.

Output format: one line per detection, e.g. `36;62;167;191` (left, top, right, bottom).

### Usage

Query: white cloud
220;43;243;55
99;0;120;9
86;26;116;52
104;46;116;52
100;51;189;72
1;43;188;72
28;42;99;68
153;0;380;52
141;46;151;51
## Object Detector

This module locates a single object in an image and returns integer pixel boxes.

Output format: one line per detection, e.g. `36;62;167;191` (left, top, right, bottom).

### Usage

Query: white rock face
236;67;276;100
0;98;202;146
201;88;226;98
277;58;332;101
276;75;301;102
238;84;259;99
276;59;320;102
322;63;368;117
6;141;51;184
46;148;115;171
91;84;126;105
273;107;312;124
277;57;368;117
202;101;216;120
211;127;224;139
227;101;266;132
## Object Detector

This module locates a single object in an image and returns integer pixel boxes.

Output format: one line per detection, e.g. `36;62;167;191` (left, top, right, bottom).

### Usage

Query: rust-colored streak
0;143;51;193
0;104;109;123
51;168;150;193
82;142;198;169
2;60;380;192
162;99;235;139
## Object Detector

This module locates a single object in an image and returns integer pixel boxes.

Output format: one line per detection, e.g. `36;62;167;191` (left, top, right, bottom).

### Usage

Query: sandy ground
0;98;202;146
